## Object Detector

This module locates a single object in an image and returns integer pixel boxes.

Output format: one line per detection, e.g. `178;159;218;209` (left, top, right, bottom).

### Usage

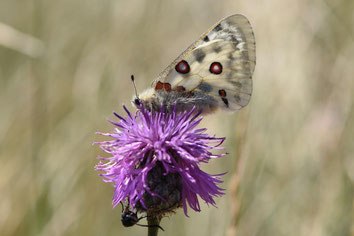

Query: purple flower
95;105;226;216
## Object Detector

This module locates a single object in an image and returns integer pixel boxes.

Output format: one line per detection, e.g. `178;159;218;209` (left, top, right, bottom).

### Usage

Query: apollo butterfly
132;14;256;114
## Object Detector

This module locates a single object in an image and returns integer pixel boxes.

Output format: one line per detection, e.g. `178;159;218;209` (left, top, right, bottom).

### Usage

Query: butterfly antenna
131;75;139;99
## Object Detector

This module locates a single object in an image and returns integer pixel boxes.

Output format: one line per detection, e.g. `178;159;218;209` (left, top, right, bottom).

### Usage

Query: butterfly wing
153;14;255;112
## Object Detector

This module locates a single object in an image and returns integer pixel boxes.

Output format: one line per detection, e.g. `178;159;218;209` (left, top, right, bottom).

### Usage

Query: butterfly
132;14;256;114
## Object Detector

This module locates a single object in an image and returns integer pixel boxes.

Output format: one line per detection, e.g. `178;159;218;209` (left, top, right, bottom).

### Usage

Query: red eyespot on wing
209;62;223;74
163;83;172;92
176;86;186;92
175;60;190;74
155;82;172;92
155;81;164;90
218;89;227;97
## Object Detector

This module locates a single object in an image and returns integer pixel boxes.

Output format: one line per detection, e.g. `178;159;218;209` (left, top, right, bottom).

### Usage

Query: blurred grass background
0;0;353;235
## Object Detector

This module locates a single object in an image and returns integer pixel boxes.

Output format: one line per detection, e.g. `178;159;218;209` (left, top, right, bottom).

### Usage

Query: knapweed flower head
95;105;226;216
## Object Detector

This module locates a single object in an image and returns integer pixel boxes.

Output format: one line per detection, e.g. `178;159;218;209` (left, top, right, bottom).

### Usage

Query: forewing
153;14;255;111
193;40;253;110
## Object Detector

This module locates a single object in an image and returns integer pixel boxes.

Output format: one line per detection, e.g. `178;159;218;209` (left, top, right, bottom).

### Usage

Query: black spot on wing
198;83;213;92
226;53;237;67
234;95;241;103
230;81;242;88
213;45;222;53
222;98;229;107
229;35;239;44
214;23;223;32
203;36;210;42
193;50;206;63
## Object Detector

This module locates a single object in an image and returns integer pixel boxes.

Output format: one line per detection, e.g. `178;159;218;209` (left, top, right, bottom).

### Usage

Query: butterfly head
132;87;156;110
133;97;141;107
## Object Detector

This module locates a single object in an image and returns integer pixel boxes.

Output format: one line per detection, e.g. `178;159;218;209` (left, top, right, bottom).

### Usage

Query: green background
0;0;353;235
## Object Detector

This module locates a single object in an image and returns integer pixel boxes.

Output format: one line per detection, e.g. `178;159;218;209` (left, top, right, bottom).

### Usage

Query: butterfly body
138;88;219;114
133;14;256;114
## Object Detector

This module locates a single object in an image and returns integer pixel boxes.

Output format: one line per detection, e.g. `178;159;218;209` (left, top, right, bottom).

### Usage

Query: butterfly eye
134;98;141;106
175;60;190;74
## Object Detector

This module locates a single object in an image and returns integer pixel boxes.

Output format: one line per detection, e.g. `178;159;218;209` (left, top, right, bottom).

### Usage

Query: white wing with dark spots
139;14;256;113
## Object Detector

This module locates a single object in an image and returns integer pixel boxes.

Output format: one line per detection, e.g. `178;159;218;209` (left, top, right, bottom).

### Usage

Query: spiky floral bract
95;105;226;216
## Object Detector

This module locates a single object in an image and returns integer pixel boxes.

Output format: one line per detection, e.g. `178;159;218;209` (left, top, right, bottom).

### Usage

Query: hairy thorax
133;89;218;114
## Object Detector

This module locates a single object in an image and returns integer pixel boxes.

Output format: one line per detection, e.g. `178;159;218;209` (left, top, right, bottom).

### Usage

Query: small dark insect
120;202;164;231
